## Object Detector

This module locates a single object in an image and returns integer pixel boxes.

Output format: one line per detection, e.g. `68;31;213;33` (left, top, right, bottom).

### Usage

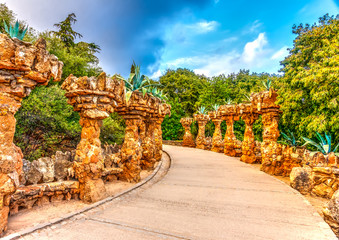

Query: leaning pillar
180;118;195;147
239;104;259;163
193;114;209;149
0;35;62;233
61;73;121;202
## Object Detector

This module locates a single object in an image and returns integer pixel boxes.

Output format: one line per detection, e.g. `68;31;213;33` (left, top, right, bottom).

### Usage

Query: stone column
119;118;143;182
240;111;259;163
251;89;282;175
211;119;224;153
61;73;122;202
0;96;20;233
260;110;282;174
140;119;156;170
0;35;62;233
194;114;209;150
180;118;195;147
223;116;239;156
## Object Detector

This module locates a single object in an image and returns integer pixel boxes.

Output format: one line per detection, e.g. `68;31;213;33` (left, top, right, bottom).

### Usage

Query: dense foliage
0;4;124;160
278;14;339;145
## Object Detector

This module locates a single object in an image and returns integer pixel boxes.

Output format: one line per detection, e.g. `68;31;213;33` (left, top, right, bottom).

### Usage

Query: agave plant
262;78;272;91
212;104;220;112
197;106;206;114
280;129;300;147
148;87;166;100
243;94;251;102
226;98;233;105
3;20;28;40
123;61;160;102
302;132;339;155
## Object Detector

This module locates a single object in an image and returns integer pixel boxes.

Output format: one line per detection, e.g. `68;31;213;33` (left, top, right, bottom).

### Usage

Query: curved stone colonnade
181;88;282;174
0;35;171;234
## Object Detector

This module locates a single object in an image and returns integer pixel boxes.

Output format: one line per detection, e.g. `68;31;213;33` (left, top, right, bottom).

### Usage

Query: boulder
34;157;55;183
24;160;43;185
54;159;73;181
290;167;312;194
55;151;74;162
323;190;339;236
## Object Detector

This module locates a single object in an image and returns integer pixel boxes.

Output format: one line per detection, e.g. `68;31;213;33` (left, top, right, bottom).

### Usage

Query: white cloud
150;69;163;79
150;32;288;78
271;46;289;60
242;33;268;63
193;20;219;33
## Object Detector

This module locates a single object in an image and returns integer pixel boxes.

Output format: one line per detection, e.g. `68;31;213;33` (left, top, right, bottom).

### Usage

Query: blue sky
1;0;338;78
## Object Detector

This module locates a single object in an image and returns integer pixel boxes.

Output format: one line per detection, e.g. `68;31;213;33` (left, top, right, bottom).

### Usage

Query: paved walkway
19;145;336;240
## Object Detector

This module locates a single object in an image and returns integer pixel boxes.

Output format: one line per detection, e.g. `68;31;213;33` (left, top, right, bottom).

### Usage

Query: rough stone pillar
260;111;282;174
61;73;122;202
251;89;282;175
119;118;143;182
223;116;239;156
74;116;106;202
194;114;209;149
219;104;241;157
0;34;62;233
211;119;224;153
240;105;259;163
180;118;195;147
152;118;164;161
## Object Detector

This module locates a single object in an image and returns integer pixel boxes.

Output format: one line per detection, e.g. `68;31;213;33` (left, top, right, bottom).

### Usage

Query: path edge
2;150;172;240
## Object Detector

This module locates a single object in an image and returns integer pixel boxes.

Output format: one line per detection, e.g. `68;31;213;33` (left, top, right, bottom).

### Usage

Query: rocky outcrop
180;118;195;148
290;167;312;194
323;190;339;236
311;167;338;199
0;34;63;233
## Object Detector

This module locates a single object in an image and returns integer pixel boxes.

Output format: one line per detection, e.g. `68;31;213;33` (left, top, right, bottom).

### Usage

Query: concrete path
19;145;336;240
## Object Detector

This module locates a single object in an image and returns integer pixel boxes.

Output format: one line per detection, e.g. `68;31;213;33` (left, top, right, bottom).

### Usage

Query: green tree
52;13;83;47
160;68;208;116
278;14;339;143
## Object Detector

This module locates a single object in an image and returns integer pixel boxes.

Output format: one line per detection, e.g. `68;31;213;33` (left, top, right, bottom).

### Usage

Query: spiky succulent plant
302;132;339;155
148;87;166;100
3;20;28;40
226;98;233;105
123;61;160;102
262;78;272;91
212;104;220;112
281;129;300;147
197;106;206;114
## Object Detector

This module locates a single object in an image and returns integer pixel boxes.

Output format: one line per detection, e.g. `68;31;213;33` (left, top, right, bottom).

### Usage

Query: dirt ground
250;163;328;217
5;169;154;236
